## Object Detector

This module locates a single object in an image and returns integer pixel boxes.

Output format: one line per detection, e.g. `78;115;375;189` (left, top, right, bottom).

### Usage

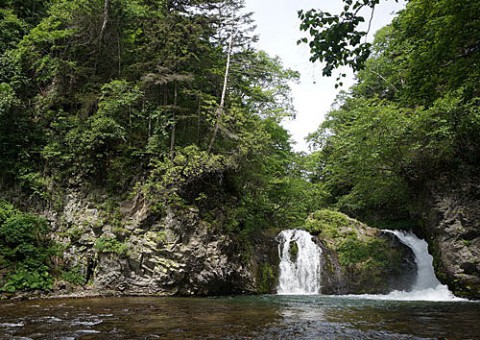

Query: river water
0;295;479;339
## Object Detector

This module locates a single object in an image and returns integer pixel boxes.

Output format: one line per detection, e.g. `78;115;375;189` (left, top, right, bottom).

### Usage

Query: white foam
277;229;322;295
0;322;25;327
344;284;465;302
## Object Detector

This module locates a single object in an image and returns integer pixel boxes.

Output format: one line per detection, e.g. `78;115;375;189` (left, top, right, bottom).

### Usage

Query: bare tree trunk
197;98;201;144
99;0;110;43
146;99;151;139
94;0;110;74
117;27;121;75
208;28;236;152
170;82;178;160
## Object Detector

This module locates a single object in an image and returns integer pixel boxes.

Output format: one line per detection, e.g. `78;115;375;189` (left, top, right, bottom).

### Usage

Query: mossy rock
305;209;358;238
304;209;416;294
289;241;299;261
256;263;278;294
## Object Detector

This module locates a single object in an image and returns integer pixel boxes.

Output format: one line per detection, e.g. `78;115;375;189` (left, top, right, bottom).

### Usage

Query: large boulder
304;210;416;295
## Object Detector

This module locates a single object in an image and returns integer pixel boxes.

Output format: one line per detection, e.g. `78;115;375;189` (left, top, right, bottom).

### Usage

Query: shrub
0;201;57;292
305;209;351;237
2;266;53;292
94;237;128;255
61;266;86;285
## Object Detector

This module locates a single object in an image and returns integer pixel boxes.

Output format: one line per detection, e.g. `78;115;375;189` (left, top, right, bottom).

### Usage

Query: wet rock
52;280;73;294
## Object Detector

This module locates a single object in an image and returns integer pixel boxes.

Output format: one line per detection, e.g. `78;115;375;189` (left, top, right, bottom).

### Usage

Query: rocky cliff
8;184;478;299
51;198;418;297
417;175;480;299
47;190;277;296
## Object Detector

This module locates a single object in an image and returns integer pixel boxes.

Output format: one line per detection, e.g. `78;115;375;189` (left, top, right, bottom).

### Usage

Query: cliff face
13;181;480;299
49;190;276;296
418;177;480;299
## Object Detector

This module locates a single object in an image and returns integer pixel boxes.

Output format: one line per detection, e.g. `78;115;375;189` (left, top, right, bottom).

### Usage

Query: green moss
94;237;128;255
336;236;395;269
257;263;277;294
305;209;352;237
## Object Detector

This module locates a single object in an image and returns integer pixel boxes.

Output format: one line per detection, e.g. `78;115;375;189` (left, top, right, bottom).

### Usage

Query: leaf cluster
297;0;399;82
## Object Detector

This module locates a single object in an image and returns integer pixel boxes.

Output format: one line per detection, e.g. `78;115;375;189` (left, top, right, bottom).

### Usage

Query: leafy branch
298;0;397;84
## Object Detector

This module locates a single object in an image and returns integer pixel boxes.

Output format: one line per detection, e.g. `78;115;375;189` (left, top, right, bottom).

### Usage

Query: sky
243;0;406;152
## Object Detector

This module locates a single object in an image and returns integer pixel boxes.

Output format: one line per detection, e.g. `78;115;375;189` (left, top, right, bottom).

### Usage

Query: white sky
244;0;406;152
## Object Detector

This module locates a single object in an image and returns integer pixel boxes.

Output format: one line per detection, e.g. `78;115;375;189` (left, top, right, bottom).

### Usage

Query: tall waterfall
277;229;322;295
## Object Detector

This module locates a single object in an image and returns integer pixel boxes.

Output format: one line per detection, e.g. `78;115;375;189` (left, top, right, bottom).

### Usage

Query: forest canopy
2;0;479;229
0;0;324;236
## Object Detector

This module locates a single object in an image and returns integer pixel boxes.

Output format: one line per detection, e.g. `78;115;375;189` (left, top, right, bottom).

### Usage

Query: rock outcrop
304;210;416;295
418;177;480;299
49;190;275;296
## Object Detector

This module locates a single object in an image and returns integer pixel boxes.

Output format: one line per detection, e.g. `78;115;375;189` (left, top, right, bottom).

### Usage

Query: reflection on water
0;295;478;339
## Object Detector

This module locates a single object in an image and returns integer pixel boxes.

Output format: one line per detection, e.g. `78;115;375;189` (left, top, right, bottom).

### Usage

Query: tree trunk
95;0;110;74
208;28;236;152
99;0;110;43
170;82;178;160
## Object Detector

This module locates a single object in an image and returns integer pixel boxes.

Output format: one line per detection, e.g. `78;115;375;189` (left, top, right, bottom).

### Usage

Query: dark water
0;295;479;339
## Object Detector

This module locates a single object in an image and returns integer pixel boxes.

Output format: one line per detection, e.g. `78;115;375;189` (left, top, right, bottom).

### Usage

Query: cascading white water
370;230;462;301
277;229;322;295
387;230;440;290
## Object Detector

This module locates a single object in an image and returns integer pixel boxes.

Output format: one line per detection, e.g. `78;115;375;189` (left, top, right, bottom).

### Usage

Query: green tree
308;97;412;219
298;0;390;80
1;0;308;239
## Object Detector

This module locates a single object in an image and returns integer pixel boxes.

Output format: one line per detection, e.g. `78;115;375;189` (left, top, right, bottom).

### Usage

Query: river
0;295;479;339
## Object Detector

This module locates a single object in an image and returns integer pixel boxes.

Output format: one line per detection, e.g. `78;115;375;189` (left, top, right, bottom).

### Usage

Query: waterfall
379;230;461;301
277;229;322;295
387;230;440;290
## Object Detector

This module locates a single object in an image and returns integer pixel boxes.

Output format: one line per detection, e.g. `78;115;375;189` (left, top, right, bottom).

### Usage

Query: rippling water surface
0;295;478;339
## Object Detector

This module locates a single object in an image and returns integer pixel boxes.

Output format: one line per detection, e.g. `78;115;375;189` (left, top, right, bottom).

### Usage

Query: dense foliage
306;0;480;226
0;1;317;219
0;201;58;292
